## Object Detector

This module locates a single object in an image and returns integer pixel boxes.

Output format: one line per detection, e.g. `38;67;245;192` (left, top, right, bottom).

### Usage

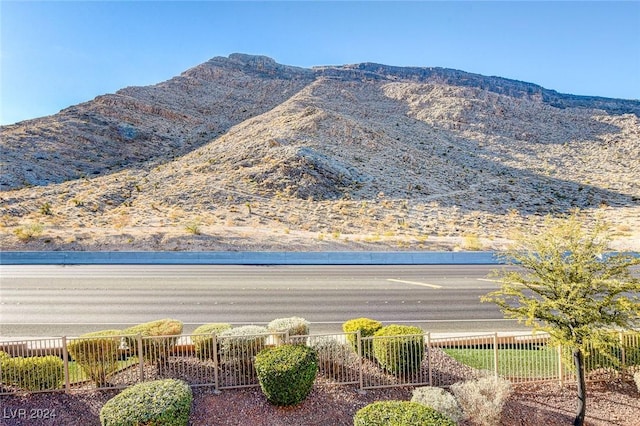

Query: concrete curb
0;251;503;265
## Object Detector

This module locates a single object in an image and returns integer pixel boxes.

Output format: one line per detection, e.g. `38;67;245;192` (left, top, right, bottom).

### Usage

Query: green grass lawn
443;346;562;379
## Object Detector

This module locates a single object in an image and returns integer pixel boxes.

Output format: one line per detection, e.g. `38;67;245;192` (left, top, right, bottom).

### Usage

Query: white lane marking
387;279;442;289
477;278;503;283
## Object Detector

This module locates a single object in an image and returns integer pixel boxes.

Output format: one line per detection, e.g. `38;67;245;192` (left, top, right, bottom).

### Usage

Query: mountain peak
0;54;638;252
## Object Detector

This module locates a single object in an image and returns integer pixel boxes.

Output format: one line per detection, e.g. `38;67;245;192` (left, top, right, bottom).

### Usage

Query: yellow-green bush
100;379;192;426
67;329;121;387
191;323;232;361
373;325;424;375
342;318;382;359
353;401;456;426
123;319;183;364
0;353;64;391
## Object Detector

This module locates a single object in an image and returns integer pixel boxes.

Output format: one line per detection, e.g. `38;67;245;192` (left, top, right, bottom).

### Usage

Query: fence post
493;333;499;378
619;331;626;373
557;345;564;386
62;336;70;392
357;330;365;394
212;333;221;394
427;332;432;386
137;334;144;382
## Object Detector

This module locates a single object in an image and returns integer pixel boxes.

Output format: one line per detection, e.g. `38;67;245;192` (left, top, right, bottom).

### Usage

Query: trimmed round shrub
353;401;456;426
255;344;317;406
411;386;463;423
373;325;424;374
342;318;382;359
123;318;183;364
191;323;232;361
0;354;64;391
218;325;269;362
100;379;192;426
268;317;310;343
68;329;121;387
450;376;512;426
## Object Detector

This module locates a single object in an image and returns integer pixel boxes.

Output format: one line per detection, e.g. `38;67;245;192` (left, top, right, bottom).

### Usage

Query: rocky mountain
1;53;638;251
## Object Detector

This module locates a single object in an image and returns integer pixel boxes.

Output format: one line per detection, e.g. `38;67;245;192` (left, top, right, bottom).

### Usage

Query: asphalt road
0;264;524;338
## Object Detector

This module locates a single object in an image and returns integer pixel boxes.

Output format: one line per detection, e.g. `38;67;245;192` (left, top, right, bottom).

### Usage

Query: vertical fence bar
493;333;499;378
557;345;564;386
427;332;432;386
137;334;144;382
619;331;626;371
357;330;364;393
62;336;70;392
212;333;220;393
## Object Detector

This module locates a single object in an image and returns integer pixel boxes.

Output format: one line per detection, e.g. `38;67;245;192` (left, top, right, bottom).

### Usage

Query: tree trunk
573;348;586;426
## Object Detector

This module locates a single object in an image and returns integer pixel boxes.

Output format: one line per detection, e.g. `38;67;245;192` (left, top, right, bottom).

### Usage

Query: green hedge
373;325;424;375
353;401;456;426
122;319;183;364
0;352;64;391
67;329;121;387
100;379;192;426
255;344;317;406
342;318;382;359
192;323;232;361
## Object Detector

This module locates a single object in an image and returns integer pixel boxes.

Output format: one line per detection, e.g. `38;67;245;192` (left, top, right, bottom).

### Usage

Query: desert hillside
1;54;638;252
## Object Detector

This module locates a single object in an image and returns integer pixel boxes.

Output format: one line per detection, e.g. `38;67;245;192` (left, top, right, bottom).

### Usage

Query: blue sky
1;1;639;125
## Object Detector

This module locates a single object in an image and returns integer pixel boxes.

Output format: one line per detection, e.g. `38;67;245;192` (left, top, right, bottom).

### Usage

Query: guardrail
0;251;502;265
2;331;638;395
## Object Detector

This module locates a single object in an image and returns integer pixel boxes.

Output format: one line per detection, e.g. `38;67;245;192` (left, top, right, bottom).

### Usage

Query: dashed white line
387;279;442;289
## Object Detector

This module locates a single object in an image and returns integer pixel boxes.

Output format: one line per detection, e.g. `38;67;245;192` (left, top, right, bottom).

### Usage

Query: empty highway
0;264;525;338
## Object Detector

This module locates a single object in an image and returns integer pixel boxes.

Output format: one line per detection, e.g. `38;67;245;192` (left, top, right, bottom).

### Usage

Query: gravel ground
1;378;638;426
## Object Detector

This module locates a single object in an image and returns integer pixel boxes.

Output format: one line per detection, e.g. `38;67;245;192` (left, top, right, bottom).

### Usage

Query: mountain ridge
315;61;640;114
1;54;638;252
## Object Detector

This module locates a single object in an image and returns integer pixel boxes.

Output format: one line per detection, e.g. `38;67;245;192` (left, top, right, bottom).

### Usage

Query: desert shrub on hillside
13;222;43;241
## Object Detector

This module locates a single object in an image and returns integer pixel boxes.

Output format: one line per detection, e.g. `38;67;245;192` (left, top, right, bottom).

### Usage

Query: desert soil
1;378;638;426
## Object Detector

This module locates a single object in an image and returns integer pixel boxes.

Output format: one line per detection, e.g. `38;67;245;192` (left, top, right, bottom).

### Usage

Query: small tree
482;212;640;426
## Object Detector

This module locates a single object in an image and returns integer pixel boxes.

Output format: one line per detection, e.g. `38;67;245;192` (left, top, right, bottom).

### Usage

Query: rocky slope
1;54;638;251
